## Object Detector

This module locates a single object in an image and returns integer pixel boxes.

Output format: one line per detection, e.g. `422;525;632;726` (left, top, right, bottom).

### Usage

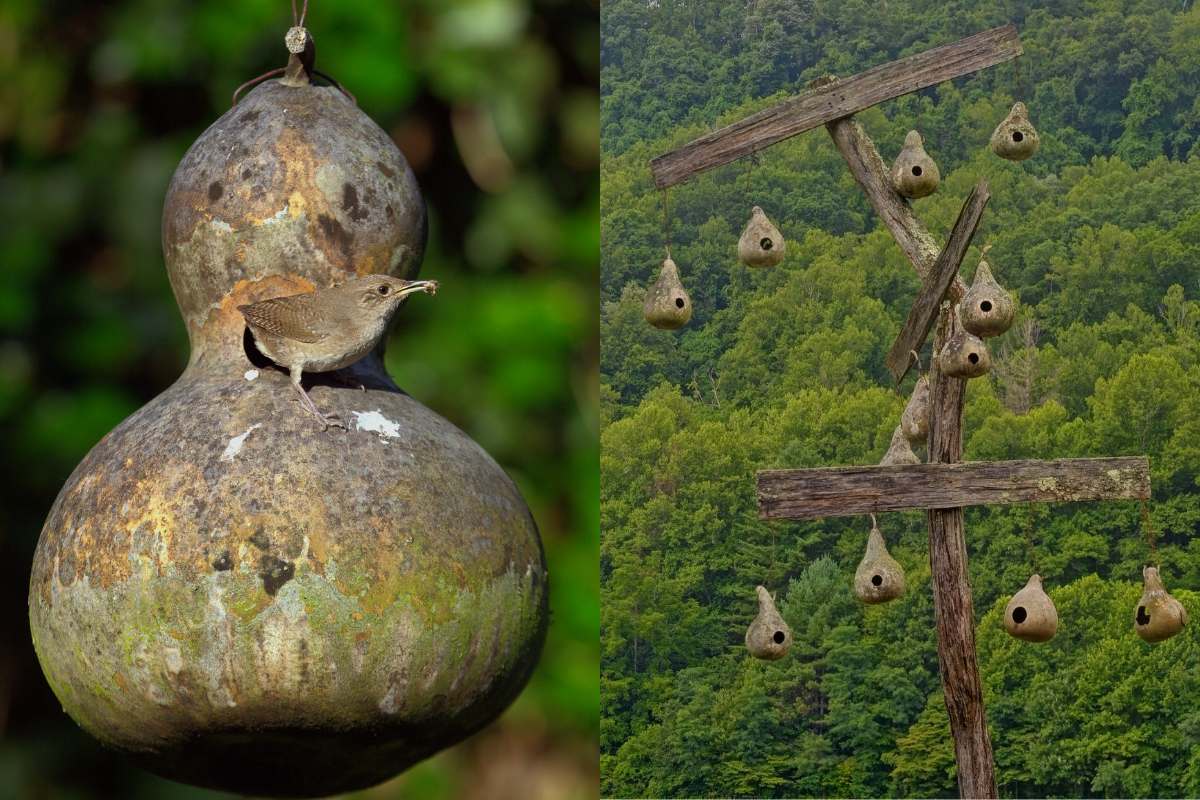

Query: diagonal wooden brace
757;456;1151;520
885;180;991;383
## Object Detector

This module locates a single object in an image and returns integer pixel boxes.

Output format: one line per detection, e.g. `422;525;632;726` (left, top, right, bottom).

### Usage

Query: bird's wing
238;293;330;343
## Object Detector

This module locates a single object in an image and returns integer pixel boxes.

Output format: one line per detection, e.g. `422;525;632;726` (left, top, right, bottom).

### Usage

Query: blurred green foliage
602;1;1200;797
0;0;598;798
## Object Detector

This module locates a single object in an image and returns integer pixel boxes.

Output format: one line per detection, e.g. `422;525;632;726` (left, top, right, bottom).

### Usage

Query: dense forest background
601;1;1200;797
0;1;597;798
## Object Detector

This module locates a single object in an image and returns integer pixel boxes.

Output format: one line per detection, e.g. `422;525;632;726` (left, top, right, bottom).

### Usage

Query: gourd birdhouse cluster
990;102;1040;161
891;130;940;199
28;21;548;798
1003;574;1058;642
746;585;792;660
854;521;906;604
643;257;693;329
738;206;786;268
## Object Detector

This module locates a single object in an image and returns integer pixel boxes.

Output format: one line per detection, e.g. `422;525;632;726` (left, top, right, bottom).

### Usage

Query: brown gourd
960;250;1015;338
880;425;921;466
990;102;1040;161
853;520;906;604
643;257;692;329
1003;574;1058;642
936;308;991;379
738;206;786;268
891;131;940;199
1134;565;1188;643
745;585;792;660
900;375;930;445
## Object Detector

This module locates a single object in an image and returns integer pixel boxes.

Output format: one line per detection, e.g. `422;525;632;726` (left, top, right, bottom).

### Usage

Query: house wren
239;274;437;429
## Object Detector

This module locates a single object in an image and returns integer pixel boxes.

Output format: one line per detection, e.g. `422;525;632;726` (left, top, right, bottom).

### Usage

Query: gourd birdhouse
28;24;548;799
960;252;1015;338
738;206;786;268
745;585;792;660
854;521;906;604
1003;574;1058;642
936;310;991;379
990;102;1040;161
881;425;921;466
1134;566;1188;643
891;131;940;199
643;257;692;329
900;375;930;445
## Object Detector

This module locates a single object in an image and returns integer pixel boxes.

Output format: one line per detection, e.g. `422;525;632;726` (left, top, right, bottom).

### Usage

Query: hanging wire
233;0;356;106
660;187;672;259
1140;499;1158;566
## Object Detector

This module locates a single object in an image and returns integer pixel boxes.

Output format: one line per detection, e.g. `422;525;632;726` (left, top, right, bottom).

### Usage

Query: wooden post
927;306;996;799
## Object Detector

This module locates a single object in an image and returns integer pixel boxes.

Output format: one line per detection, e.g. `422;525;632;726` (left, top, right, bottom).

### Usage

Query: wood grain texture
886;181;990;382
649;25;1021;188
756;456;1150;519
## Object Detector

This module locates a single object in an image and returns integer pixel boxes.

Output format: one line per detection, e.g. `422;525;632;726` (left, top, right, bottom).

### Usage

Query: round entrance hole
871;574;883;587
760;237;774;251
1011;606;1028;624
1137;605;1151;626
911;165;922;176
1012;130;1024;143
980;300;993;312
968;352;980;365
674;297;685;309
772;631;785;644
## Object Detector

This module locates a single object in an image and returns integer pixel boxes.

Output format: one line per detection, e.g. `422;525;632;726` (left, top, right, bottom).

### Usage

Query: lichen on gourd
891;130;940;199
990;102;1040;161
853;520;905;604
960;250;1015;338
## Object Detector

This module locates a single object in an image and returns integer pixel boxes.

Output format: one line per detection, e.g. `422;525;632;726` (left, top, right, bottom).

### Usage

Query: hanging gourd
738;206;786;268
936;308;991;379
1134;565;1188;643
643;256;692;329
900;374;930;445
881;425;921;466
890;130;940;199
990;102;1040;161
853;518;906;604
27;13;548;798
1003;574;1058;642
960;248;1015;338
745;585;792;660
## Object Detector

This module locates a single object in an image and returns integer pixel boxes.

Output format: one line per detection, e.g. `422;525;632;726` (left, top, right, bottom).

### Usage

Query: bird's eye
378;285;390;296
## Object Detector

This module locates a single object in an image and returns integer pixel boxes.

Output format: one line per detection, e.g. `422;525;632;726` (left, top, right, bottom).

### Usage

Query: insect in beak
398;280;438;298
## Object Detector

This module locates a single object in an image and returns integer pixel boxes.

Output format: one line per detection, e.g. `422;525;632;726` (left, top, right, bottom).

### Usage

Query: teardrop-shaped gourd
1134;566;1188;643
643;257;692;329
990;102;1040;161
738;206;786;268
745;585;792;660
900;375;930;445
960;255;1015;338
891;131;940;199
853;522;906;604
936;311;991;379
880;425;921;466
1004;574;1058;642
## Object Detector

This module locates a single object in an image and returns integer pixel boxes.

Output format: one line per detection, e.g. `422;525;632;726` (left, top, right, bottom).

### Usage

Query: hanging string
660;187;672;259
233;0;356;106
291;0;309;27
1022;507;1038;574
1140;499;1158;566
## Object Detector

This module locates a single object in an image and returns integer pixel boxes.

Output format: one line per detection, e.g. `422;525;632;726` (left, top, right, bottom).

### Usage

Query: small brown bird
239;274;438;429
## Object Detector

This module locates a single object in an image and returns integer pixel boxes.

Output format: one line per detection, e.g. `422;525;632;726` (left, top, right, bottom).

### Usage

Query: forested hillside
601;1;1200;797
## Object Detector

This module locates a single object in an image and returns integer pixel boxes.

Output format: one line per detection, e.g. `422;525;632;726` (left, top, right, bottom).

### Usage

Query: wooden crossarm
757;456;1150;520
885;180;990;382
649;25;1021;188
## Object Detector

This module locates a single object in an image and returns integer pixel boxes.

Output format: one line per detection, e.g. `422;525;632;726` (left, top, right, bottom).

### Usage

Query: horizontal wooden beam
886;180;990;382
757;457;1150;520
649;25;1022;188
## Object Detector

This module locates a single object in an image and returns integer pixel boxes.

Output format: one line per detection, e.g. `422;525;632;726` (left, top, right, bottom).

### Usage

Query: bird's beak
397;280;438;298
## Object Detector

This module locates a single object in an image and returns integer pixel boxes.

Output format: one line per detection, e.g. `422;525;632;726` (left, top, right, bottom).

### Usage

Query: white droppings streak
353;410;402;440
244;369;259;381
212;220;233;234
221;424;261;462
